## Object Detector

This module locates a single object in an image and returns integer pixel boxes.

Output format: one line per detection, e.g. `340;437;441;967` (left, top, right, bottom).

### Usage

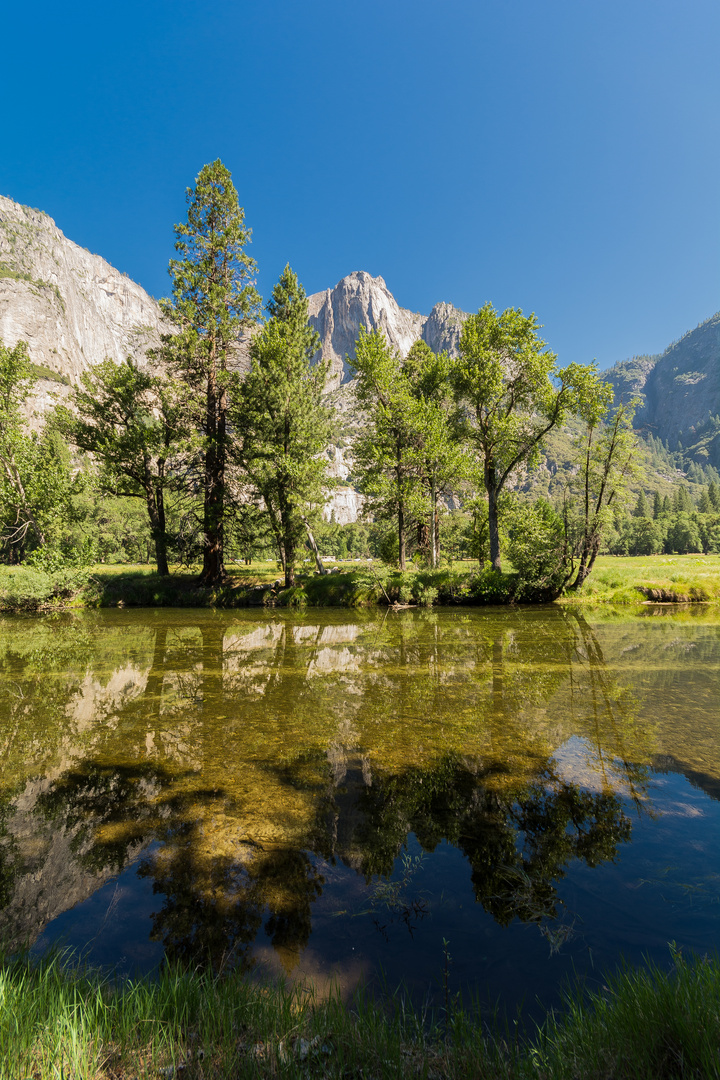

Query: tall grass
1;947;718;1078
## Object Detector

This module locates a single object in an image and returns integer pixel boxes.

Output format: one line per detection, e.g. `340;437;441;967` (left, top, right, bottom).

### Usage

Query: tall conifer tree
162;160;259;584
233;266;332;587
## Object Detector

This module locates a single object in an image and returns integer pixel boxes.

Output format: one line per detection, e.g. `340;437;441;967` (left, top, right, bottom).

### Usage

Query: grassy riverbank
0;554;719;612
1;948;718;1079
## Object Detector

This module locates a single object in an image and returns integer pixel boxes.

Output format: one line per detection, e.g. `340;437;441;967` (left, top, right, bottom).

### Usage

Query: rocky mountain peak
307;272;469;389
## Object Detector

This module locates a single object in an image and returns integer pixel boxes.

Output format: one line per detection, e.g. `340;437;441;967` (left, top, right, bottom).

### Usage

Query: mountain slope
0;196;168;385
604;312;720;468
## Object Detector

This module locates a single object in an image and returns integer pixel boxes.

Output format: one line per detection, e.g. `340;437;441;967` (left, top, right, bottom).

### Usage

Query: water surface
0;605;718;1019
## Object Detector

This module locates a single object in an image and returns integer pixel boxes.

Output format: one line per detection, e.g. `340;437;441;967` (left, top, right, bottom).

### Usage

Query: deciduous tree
452;304;588;571
350;329;422;571
0;339;73;560
58;358;188;576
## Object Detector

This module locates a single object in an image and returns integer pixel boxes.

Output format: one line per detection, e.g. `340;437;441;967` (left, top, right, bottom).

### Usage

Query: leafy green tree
350;329;422;571
452;304;591;571
58;358;188;575
566;398;642;589
627;516;664;556
505;496;567;596
233;266;332;587
403;340;465;567
666;512;702;554
161;160;260;585
698;512;720;553
0;339;74;561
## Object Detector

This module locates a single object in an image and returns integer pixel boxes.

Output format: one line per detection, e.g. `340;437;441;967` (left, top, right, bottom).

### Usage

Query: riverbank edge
1;947;718;1079
1;560;719;613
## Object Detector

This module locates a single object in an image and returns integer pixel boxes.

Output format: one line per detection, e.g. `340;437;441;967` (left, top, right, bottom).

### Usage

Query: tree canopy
161;159;260;584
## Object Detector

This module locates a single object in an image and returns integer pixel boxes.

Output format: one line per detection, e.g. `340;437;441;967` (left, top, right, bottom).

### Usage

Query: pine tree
652;491;663;519
634;491;649;518
402;340;464;567
350;329;423;571
162;160;260;585
233;266;333;587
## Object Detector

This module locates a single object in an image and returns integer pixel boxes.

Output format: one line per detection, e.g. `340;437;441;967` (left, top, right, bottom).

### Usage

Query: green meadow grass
1;555;719;612
566;554;720;604
1;947;718;1079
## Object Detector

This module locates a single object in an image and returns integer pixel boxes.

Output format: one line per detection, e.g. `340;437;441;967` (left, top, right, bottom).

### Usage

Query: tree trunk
200;371;226;585
430;479;437;569
145;485;170;577
486;468;501;571
398;500;406;571
302;516;328;575
283;514;295;587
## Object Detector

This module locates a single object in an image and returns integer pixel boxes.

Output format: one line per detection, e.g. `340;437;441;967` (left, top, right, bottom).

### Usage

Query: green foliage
0;339;74;560
453;302;606;571
233;266;333;587
57;357;189;576
505;497;567;598
160;159;260;584
350;329;422;570
350;332;462;570
564;398;644;590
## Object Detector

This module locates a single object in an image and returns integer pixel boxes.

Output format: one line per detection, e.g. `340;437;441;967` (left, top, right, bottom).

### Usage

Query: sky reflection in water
0;605;718;1019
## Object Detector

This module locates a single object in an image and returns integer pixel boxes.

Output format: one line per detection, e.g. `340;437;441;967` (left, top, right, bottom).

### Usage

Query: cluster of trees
349;308;641;593
602;482;720;556
1;163;330;587
2;158;710;595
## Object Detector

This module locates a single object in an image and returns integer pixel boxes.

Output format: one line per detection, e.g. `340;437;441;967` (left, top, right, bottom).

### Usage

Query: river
0;604;718;1020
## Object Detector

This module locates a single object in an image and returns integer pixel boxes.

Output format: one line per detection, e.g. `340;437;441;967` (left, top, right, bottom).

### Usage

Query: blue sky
3;0;719;368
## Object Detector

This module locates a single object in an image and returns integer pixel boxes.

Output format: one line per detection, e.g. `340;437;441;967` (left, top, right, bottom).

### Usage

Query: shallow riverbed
0;604;718;1020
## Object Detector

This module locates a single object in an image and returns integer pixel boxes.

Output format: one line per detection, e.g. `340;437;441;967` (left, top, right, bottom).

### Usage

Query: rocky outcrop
604;311;720;467
307;271;469;389
0;195;168;386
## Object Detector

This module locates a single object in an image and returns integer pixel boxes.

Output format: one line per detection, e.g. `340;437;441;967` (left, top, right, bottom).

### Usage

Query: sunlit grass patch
564;555;720;605
1;947;719;1079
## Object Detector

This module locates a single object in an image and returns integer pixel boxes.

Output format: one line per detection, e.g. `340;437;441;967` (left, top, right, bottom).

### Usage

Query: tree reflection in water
0;607;672;972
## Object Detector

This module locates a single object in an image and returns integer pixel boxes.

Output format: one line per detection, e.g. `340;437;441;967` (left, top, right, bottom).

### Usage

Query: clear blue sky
3;0;719;368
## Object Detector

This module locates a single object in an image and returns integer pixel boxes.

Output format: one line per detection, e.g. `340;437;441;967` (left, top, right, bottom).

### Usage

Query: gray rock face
604;311;720;467
0;195;168;383
307;271;469;389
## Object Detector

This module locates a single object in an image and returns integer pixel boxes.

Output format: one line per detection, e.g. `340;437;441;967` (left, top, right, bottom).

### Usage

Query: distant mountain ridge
0;197;469;394
604;311;720;468
307;272;467;388
1;193;717;473
0;195;167;386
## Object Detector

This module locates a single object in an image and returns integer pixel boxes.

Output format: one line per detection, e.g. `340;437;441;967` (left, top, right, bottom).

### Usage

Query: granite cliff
307;271;468;389
604;311;720;468
0;197;468;393
2;192;716;510
0;196;168;387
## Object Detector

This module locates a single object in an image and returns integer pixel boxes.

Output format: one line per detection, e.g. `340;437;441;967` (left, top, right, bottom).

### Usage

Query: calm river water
0;605;718;1019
